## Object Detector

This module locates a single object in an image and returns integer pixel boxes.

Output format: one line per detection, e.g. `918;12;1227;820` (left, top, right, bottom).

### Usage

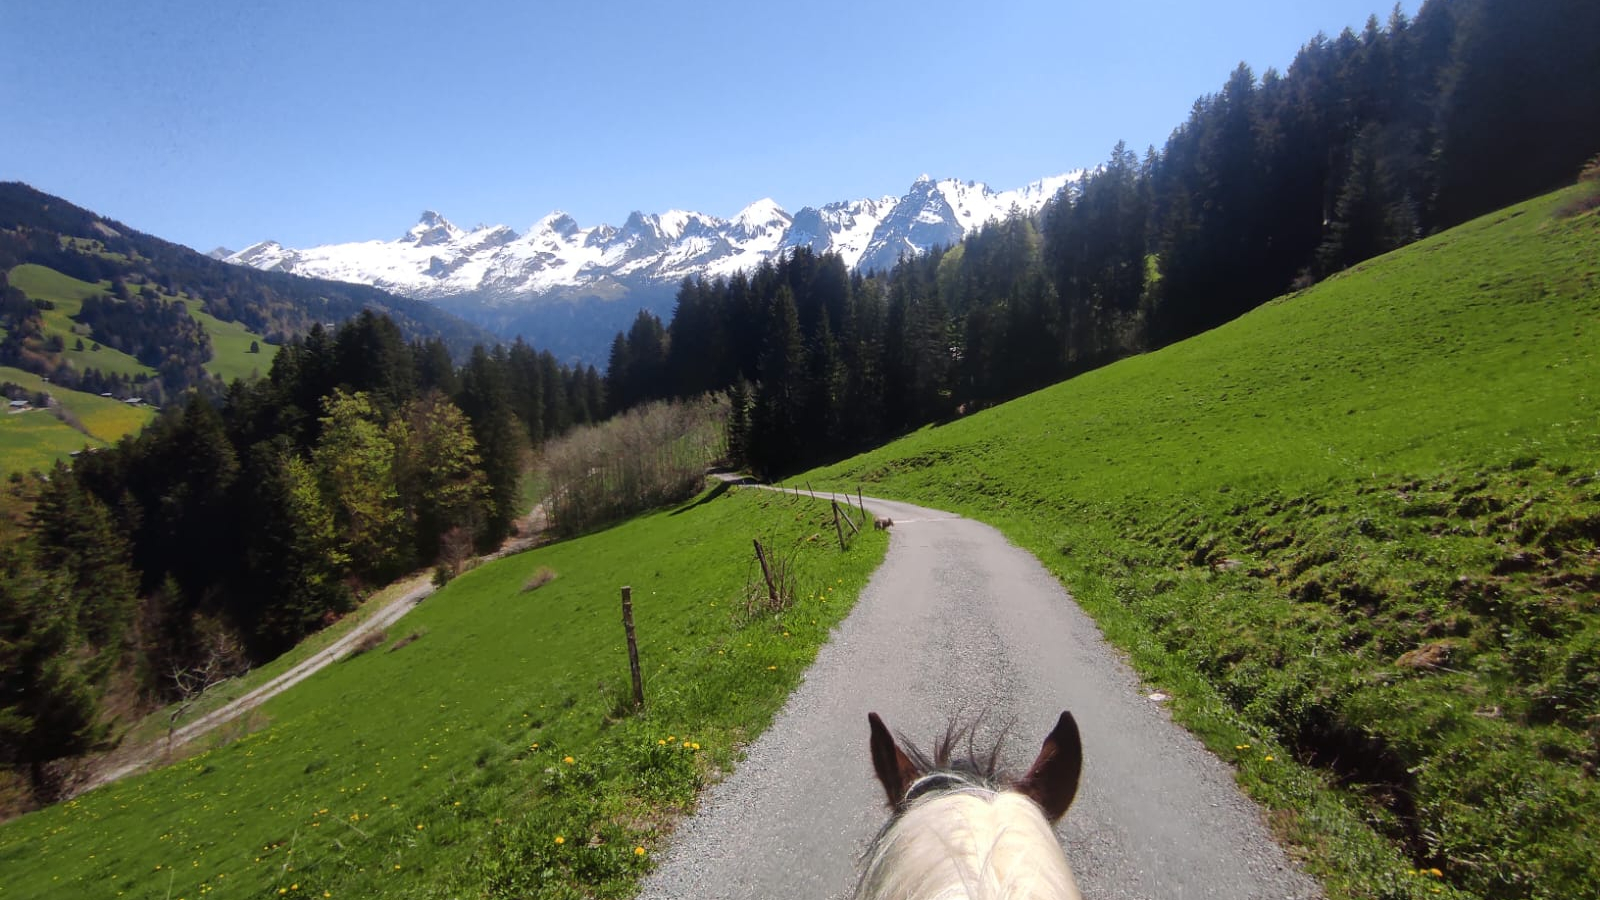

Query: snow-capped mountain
226;173;1076;362
229;174;1073;305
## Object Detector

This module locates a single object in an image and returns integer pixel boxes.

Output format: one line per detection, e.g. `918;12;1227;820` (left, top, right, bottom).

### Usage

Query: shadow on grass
671;479;734;516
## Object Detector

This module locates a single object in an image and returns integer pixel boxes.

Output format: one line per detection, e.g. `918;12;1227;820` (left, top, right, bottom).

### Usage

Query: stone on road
638;493;1320;900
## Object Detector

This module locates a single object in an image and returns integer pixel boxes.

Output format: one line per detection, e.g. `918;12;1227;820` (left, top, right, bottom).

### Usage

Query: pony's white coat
858;788;1081;900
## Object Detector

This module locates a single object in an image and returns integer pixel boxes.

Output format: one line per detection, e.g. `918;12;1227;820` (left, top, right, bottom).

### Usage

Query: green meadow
7;264;154;380
0;485;886;900
808;186;1600;898
6;262;278;384
2;263;276;473
178;298;276;383
0;406;103;477
0;366;156;477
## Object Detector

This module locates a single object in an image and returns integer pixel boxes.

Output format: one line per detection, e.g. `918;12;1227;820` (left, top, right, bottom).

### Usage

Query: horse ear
1016;711;1082;822
868;712;921;808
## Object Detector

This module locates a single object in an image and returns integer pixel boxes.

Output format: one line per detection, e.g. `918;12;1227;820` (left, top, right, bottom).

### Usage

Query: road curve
639;491;1321;900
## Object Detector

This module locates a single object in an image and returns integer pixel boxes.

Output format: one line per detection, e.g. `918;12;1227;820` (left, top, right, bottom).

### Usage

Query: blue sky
2;0;1413;252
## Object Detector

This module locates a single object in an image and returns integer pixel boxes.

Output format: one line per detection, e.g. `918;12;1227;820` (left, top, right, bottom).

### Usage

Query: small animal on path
858;710;1083;900
874;516;895;530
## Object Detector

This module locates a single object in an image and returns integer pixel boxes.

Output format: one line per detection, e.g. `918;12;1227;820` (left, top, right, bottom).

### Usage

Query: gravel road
638;492;1321;900
77;576;436;794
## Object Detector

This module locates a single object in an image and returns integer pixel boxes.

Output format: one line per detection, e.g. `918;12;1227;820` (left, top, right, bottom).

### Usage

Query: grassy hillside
7;263;154;379
0;485;886;900
8;262;279;383
0;365;156;476
809;186;1599;900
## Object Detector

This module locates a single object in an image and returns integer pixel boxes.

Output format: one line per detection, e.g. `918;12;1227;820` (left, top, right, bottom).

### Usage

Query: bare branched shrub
388;629;426;652
742;538;800;621
347;629;388;658
1580;153;1600;183
1556;154;1600;218
543;394;730;536
523;566;558;592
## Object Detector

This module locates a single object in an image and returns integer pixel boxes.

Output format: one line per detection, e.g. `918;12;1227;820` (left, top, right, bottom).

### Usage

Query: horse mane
856;716;1081;900
893;716;1011;793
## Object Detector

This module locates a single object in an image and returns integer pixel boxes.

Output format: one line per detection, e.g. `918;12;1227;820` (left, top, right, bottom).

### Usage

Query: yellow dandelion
1264;755;1274;762
278;890;286;896
563;755;575;765
635;846;647;856
692;742;701;750
766;665;777;670
682;741;692;748
291;885;298;891
658;739;667;745
416;824;425;831
1429;868;1443;878
393;864;401;870
667;735;675;741
554;836;565;845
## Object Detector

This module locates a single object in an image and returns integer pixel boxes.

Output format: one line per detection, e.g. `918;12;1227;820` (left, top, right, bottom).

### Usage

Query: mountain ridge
225;173;1076;320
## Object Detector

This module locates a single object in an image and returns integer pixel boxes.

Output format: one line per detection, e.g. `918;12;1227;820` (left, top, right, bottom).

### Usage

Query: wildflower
1235;744;1249;750
279;890;287;896
554;836;565;845
658;739;667;745
766;665;777;670
1264;755;1274;762
635;847;647;856
692;742;701;750
683;741;692;748
1429;868;1443;878
563;755;575;765
530;743;539;750
416;824;425;831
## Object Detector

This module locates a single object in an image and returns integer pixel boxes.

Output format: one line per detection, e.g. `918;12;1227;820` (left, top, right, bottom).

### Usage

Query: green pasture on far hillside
7;264;153;380
178;298;276;382
809;186;1600;899
0;485;887;900
6;263;277;384
0;366;156;476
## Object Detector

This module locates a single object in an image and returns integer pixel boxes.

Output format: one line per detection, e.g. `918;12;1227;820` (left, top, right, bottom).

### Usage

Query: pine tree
457;347;525;548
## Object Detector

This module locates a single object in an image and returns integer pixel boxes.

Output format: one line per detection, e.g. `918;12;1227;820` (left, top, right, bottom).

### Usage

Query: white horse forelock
857;786;1081;900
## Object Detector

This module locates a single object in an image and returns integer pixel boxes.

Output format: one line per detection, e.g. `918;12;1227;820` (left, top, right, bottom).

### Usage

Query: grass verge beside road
809;186;1600;900
0;485;886;900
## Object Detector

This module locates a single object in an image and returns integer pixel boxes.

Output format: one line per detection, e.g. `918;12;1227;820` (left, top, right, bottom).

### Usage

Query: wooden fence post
831;502;847;550
753;538;779;608
834;498;859;536
621;586;644;710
